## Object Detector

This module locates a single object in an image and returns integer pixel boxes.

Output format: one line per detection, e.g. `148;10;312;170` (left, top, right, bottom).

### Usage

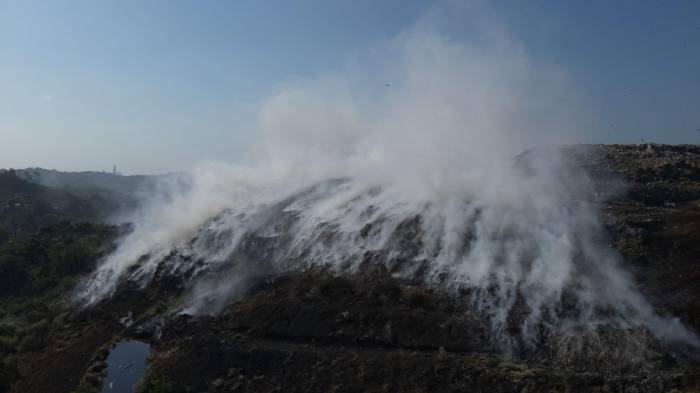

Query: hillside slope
0;170;107;243
5;145;700;393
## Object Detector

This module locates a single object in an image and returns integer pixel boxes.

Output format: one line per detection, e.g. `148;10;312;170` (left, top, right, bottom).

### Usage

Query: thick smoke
76;3;698;350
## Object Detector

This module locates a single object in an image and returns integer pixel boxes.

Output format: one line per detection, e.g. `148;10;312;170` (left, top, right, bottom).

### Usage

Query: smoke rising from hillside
76;4;698;350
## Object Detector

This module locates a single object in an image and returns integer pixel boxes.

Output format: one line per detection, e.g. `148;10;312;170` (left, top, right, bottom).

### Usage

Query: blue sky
1;0;699;174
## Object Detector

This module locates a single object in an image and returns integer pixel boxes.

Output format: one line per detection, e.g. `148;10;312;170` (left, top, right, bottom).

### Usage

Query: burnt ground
591;145;700;334
5;144;700;393
136;272;700;393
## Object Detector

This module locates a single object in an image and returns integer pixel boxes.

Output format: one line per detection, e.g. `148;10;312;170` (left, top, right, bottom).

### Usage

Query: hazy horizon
2;0;699;175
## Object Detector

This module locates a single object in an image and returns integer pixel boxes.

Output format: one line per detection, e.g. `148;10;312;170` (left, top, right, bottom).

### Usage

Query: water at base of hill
100;340;150;393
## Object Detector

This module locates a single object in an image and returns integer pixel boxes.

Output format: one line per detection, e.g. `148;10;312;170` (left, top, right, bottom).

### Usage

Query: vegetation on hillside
0;170;104;243
0;221;117;296
0;170;120;392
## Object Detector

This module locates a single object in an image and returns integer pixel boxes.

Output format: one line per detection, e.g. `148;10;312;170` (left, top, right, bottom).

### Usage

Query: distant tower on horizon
112;165;117;175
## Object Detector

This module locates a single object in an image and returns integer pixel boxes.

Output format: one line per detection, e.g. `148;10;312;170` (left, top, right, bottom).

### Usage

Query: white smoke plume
76;2;698;350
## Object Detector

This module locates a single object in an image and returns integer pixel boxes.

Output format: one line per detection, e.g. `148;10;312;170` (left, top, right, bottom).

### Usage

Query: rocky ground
4;144;700;393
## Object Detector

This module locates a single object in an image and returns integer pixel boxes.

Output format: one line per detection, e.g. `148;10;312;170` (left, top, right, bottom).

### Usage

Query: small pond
100;340;151;393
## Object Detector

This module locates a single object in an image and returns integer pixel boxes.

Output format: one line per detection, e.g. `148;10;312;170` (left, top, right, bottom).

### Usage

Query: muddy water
100;340;151;393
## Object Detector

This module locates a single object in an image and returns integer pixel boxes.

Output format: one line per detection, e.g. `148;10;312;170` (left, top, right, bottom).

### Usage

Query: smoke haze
76;3;698;351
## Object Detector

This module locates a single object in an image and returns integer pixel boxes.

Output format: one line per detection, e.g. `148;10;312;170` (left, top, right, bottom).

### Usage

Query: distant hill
14;168;190;211
0;169;102;242
15;168;155;193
